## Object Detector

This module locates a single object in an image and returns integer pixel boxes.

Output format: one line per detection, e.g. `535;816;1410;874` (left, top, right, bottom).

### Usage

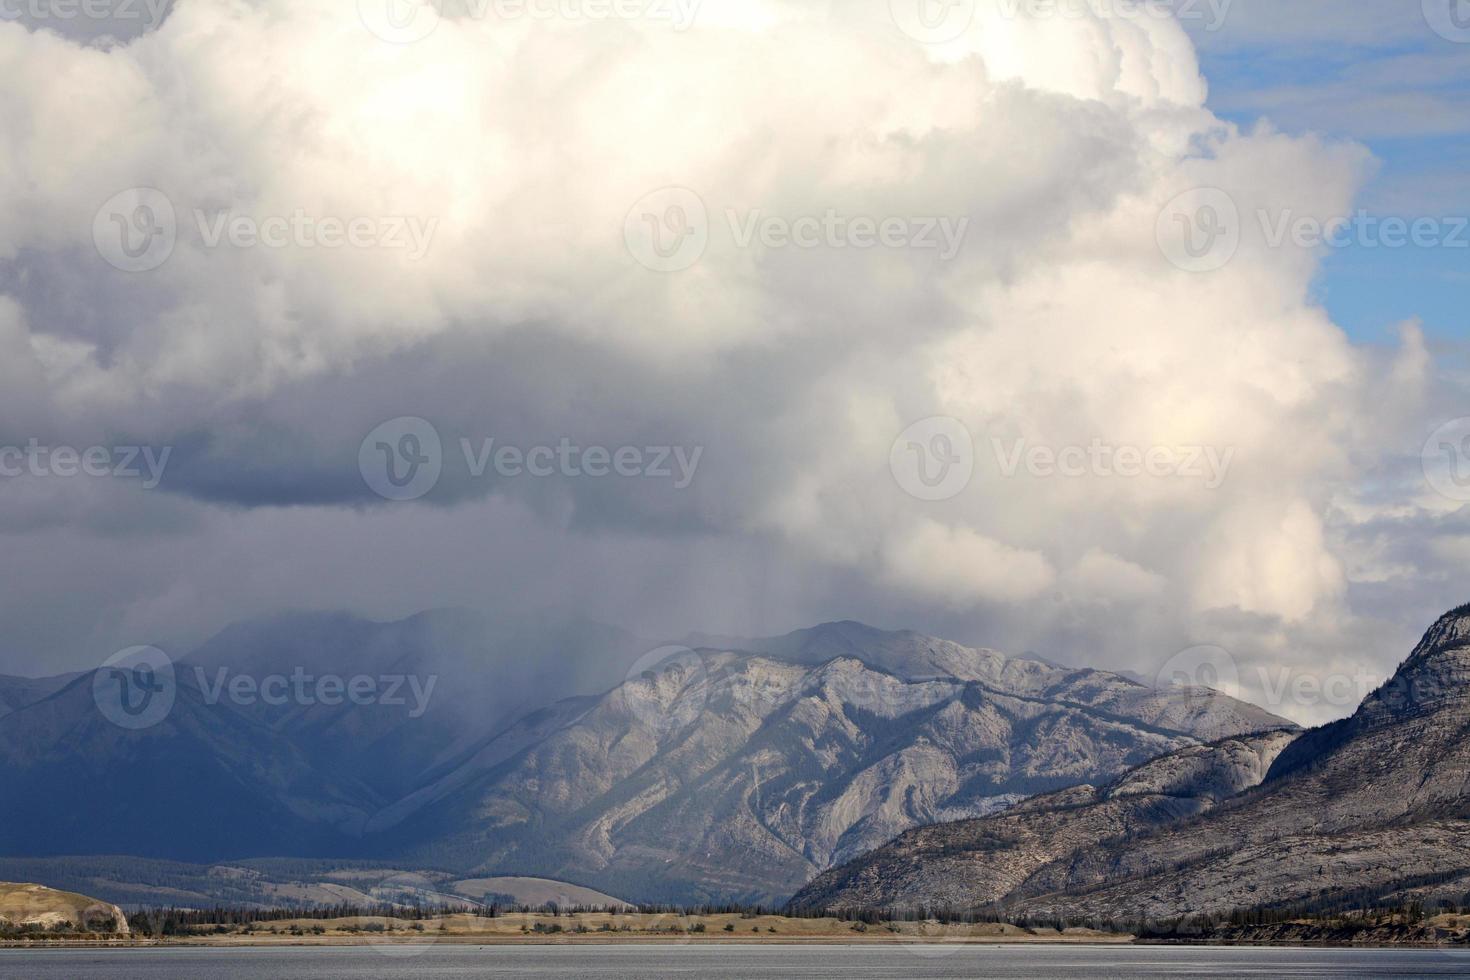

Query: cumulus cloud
0;0;1456;725
881;519;1056;606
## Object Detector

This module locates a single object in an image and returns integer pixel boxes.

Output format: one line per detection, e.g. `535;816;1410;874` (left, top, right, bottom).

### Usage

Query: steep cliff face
0;882;129;934
796;606;1470;920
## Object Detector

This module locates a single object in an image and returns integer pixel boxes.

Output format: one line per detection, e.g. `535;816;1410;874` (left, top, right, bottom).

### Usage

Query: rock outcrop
0;882;129;934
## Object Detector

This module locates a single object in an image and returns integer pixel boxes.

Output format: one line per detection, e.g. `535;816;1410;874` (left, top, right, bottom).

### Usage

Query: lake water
3;944;1470;978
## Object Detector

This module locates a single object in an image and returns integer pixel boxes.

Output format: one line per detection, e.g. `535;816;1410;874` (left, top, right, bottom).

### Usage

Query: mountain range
0;613;1285;905
793;604;1470;921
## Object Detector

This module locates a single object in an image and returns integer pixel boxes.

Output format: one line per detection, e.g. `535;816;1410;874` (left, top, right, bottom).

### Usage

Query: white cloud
0;0;1453;724
882;518;1057;606
1064;549;1167;601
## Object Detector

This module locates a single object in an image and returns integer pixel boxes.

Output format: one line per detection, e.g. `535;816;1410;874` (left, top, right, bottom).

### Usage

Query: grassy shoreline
2;910;1130;948
3;936;1467;951
10;909;1470;951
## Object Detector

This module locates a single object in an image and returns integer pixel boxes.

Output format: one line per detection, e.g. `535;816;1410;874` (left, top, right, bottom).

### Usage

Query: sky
1185;1;1470;346
0;0;1467;726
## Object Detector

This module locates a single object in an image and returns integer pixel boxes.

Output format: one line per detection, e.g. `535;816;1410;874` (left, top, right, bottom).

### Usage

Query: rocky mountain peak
1405;603;1470;665
1361;602;1470;722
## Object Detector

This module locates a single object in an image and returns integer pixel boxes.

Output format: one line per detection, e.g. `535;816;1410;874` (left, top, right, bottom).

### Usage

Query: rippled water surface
4;944;1470;978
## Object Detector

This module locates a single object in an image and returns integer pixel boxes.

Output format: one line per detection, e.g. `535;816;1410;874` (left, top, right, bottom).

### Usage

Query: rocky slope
379;626;1290;904
790;728;1299;912
795;605;1470;920
0;882;128;934
0;615;1290;904
724;621;1285;742
0;668;378;862
0;674;73;721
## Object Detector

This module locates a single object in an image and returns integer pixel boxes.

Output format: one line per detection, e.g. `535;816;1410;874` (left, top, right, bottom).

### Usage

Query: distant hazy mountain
0;666;375;862
0;614;1291;904
0;673;75;721
0;610;645;861
794;604;1470;920
183;609;647;799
